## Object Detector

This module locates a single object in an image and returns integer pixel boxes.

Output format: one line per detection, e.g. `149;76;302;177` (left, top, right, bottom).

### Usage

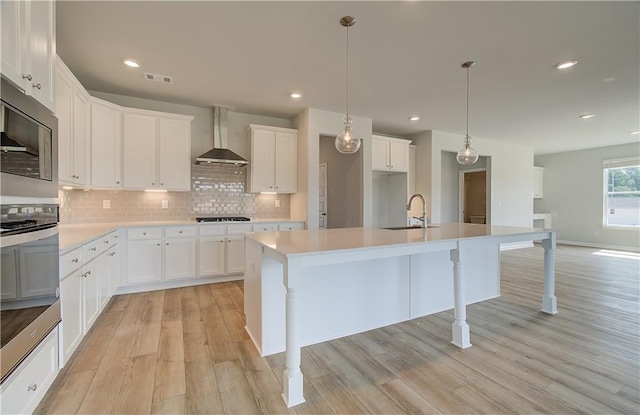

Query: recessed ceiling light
290;92;303;99
603;77;616;82
409;116;420;121
122;58;141;68
630;131;640;135
554;59;578;70
579;113;595;119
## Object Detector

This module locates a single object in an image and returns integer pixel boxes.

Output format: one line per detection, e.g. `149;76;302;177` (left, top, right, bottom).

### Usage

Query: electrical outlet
162;200;169;209
102;200;110;209
275;199;280;208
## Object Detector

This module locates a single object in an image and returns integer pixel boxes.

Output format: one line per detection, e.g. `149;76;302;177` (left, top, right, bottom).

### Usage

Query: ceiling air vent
144;72;173;84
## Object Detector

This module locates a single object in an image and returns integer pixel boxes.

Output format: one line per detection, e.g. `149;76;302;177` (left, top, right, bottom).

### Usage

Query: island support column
282;258;305;407
450;248;472;349
542;234;558;314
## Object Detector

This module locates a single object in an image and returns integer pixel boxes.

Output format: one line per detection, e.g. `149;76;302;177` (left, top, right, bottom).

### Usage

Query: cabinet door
126;239;162;284
1;248;18;300
158;117;191;191
60;269;83;366
372;138;389;170
164;238;196;280
274;131;297;193
1;0;26;89
83;260;100;333
25;0;56;112
71;92;88;184
56;73;74;183
107;246;119;296
226;236;245;274
250;129;275;192
91;101;122;188
123;113;157;189
97;251;110;310
388;141;408;172
18;245;58;298
198;237;225;277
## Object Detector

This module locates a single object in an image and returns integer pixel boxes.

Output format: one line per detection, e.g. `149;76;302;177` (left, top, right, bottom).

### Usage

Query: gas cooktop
196;216;251;223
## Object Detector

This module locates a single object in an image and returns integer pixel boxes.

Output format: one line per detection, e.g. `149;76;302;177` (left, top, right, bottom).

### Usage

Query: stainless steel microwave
0;78;58;198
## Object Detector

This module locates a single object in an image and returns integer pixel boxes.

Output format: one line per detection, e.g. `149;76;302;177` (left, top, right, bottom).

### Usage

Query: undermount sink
383;225;439;230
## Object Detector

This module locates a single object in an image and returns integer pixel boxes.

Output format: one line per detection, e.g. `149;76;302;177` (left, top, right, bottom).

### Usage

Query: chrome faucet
407;193;427;228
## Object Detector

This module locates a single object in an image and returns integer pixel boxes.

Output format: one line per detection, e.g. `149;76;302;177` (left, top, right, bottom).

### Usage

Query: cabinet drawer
127;227;162;240
199;225;226;236
60;248;83;277
253;223;279;232
108;231;120;245
226;224;253;235
165;226;196;238
82;239;100;262
279;222;304;231
0;329;59;415
97;234;112;254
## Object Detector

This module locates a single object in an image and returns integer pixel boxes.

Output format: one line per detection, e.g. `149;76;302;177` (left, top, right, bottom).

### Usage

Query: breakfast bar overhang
244;223;557;407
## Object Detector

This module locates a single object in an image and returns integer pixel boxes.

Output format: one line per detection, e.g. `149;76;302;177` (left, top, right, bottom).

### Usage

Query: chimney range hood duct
195;107;248;166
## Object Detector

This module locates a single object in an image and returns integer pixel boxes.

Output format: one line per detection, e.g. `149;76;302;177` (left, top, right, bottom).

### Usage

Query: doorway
459;169;487;223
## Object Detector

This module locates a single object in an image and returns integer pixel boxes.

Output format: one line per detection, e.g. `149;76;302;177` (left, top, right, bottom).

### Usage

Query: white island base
244;224;557;407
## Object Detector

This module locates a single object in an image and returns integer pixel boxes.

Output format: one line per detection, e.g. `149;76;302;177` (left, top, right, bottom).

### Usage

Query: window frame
602;157;640;229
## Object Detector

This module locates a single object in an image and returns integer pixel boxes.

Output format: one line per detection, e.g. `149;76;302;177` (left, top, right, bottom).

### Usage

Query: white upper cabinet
56;59;89;186
248;124;297;193
533;166;544;199
1;0;56;111
90;98;122;189
372;135;410;172
122;110;193;191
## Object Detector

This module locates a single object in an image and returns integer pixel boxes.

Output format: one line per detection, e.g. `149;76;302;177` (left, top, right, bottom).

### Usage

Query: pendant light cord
466;65;469;138
346;24;350;117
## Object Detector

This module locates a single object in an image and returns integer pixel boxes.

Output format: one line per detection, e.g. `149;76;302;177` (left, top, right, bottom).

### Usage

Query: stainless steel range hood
195;107;248;166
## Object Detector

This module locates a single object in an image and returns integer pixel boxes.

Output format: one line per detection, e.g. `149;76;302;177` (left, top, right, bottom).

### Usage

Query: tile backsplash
60;164;290;224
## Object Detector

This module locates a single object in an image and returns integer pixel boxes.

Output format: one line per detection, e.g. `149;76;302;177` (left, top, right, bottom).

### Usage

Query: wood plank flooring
36;244;640;414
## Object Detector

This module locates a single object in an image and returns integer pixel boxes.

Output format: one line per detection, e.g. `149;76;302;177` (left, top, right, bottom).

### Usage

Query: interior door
319;162;327;228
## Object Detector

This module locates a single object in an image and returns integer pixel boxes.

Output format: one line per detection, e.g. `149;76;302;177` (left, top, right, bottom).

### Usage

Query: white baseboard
115;274;243;295
500;241;534;251
557;240;640;253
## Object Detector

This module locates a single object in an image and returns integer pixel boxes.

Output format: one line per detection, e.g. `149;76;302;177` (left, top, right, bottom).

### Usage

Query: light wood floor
36;244;640;414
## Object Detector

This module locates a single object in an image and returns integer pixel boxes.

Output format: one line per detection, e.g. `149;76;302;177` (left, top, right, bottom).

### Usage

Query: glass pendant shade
335;115;361;154
456;135;479;165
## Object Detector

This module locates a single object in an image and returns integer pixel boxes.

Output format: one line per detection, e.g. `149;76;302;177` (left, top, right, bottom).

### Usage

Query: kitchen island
244;223;557;407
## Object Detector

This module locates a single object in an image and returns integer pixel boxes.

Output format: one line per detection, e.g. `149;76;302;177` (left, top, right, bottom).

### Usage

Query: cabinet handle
269;186;273;189
166;243;169;246
87;270;92;275
33;83;42;90
156;243;160;246
114;235;119;239
160;182;164;186
179;231;182;234
81;272;87;278
152;182;155;186
143;232;147;236
72;258;79;263
23;73;33;81
91;247;97;251
104;240;110;244
109;252;116;256
28;384;37;392
116;181;120;184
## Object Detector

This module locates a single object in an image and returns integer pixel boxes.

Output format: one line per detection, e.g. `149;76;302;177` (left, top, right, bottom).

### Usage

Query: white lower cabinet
164;238;196;280
226;236;246;274
0;329;59;415
126;239;162;284
82;259;100;333
60;267;83;365
198;237;226;277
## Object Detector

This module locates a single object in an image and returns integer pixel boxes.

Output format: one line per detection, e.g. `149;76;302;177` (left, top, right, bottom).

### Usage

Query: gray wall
319;135;363;228
440;152;488;223
535;142;640;251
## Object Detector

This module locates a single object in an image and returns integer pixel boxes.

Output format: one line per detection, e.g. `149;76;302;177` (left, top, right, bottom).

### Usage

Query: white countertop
246;223;549;257
58;218;304;252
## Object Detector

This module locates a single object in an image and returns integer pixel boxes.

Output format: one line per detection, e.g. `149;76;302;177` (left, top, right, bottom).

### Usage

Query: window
603;158;640;227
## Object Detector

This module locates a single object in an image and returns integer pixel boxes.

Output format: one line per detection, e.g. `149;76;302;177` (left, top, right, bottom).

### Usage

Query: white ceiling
56;1;639;155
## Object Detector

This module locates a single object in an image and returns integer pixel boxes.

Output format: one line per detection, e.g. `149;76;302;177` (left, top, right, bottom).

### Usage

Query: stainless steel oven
0;78;58;198
0;203;60;383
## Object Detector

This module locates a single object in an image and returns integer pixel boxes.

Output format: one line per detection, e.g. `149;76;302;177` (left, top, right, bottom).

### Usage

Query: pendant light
335;16;361;154
456;61;479;165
